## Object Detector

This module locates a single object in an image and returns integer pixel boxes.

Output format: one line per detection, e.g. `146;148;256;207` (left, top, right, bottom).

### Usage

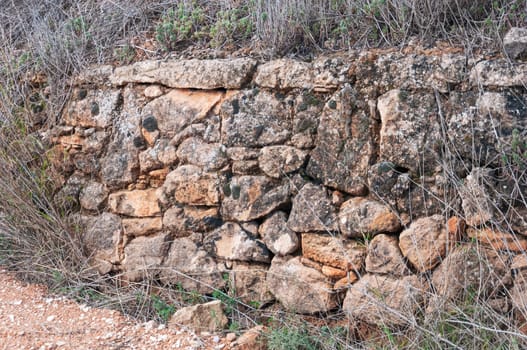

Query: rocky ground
0;269;231;350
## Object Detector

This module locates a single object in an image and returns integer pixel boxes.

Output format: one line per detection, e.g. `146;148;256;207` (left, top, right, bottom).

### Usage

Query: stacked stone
47;40;527;327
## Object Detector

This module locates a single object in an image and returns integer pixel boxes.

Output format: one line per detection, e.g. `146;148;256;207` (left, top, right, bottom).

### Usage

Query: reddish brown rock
447;216;466;242
108;188;161;217
159;165;220;206
231;325;266;350
334;273;359;290
321;265;347;280
288;183;338;233
398;215;449;272
267;256;337;314
338;197;401;238
467;227;527;252
122;217;162;237
301;233;366;271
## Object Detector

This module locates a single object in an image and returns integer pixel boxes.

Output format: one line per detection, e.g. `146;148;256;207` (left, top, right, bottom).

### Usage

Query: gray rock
255;59;313;89
258;146;307;178
306;86;374;195
220;90;292;147
141;89;223;139
63;89;121;129
110;58;257;89
221;176;289;222
79;181;108;211
159;165;221;206
460;168;495;227
177;137;228;171
504;27;527;60
288;183;338;233
163;205;221;237
122;232;170;281
258;211;299;256
169;300;228;332
338;197;401;238
83;212;123;274
204;222;271;263
267;256;337;314
365;234;410;276
398;215;449;272
160;237;226;294
470;59;527;87
378;89;441;176
343;274;426;327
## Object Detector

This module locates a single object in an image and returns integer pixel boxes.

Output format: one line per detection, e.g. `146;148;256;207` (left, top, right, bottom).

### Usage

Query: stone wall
45;50;527;326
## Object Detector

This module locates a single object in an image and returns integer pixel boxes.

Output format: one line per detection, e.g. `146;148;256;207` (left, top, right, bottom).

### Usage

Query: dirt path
0;269;230;350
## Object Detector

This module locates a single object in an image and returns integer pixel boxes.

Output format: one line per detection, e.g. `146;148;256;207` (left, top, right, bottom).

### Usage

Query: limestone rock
141;89;223;138
226;147;260;161
231;325;266;350
177;137;228;171
144;85;164;98
63;89;121;129
366;234;410;276
460;168;495;226
122;217;162;237
220;90;292;147
258;211;299;256
470;59;527;87
139;139;177;172
267;256;337;314
378;89;440;176
398;215;450;272
163;205;221;237
343;274;426;327
338;197;401;238
83;213;123;274
306;86;374;195
79;181;108;211
254;59;313;89
74;65;114;85
467;227;527;252
288;183;338;232
232;160;260;175
352;53;467;93
258;146;307;178
100;87;143;189
301;233;366;271
110;58;257;89
122;232;170;281
291;91;323;149
204;222;271;263
160;165;220;206
108;188;161;217
169;300;228;332
221;176;289;222
160;237;225;294
428;244;509;313
231;262;274;306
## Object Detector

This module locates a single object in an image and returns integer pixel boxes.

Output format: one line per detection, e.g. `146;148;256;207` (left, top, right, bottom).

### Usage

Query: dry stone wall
46;50;527;326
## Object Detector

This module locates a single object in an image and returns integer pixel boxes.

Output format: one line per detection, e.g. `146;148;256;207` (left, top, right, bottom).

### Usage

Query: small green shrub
155;4;207;51
151;294;176;323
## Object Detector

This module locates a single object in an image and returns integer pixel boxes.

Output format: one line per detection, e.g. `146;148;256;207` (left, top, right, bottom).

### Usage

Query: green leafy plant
155;4;207;51
151;294;176;323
